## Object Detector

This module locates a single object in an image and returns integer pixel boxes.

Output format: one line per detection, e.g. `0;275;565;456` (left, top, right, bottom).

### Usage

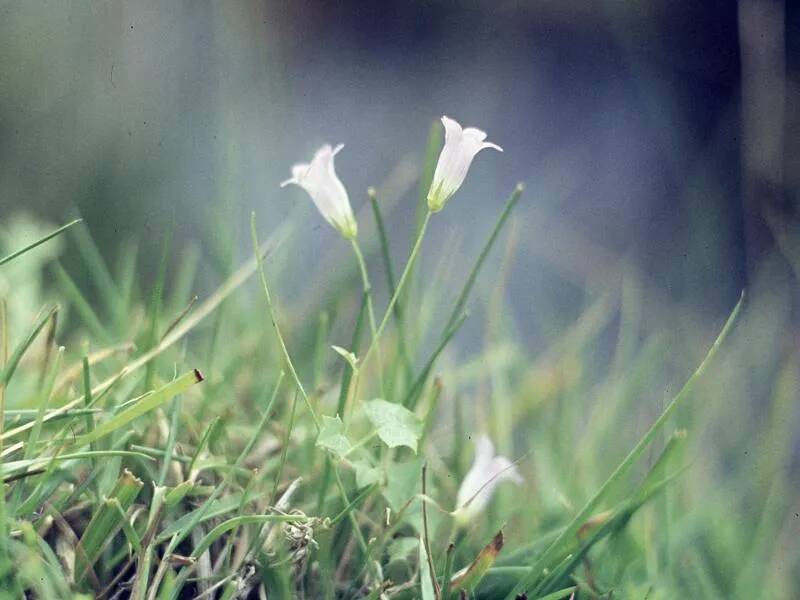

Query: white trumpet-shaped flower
454;435;522;526
427;116;503;212
281;144;358;240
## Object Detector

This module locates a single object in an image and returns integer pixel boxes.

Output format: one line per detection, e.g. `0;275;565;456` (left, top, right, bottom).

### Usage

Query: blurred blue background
0;1;797;344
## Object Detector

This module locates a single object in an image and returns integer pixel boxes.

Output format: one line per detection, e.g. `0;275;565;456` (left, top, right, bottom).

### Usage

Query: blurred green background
2;3;798;362
5;1;797;319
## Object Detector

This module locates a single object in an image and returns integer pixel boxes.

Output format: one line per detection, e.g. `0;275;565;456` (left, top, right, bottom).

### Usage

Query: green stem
368;188;413;384
364;210;433;368
332;466;364;548
351;239;385;397
317;294;368;514
250;213;320;432
343;430;379;458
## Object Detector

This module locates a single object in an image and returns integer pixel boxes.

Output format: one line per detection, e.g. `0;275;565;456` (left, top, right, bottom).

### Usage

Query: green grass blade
52;263;110;342
269;390;298;504
190;514;308;559
0;218;81;267
69;370;203;449
443;183;523;335
23;346;63;461
143;225;173;391
109;497;143;554
75;469;144;586
0;305;57;387
250;212;319;431
403;312;467;409
1;450;155;479
505;292;744;599
157;394;181;486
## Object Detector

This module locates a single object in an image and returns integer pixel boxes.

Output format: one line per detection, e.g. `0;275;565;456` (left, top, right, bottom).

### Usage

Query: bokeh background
2;1;799;370
2;1;799;331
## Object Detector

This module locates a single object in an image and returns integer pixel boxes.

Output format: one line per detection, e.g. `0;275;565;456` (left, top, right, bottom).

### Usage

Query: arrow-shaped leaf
365;399;422;453
316;415;351;458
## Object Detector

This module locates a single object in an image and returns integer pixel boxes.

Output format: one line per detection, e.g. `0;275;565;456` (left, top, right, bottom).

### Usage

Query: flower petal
454;435;522;525
462;127;488;143
280;144;357;239
441;115;463;143
427;117;502;212
481;142;503;153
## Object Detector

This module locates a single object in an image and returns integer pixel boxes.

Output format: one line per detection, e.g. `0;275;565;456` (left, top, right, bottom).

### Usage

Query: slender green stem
269;390;297;505
351;239;385;397
343;430;379;458
364;210;433;368
318;293;368;513
250;213;320;432
400;184;523;411
332;463;380;587
368;188;413;383
332;465;378;582
338;292;367;418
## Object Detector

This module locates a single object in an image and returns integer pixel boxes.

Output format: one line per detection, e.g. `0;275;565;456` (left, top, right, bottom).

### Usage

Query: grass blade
250;212;319;431
443;183;523;334
0;306;57;387
69;370;204;449
0;219;81;267
75;469;144;586
505;292;744;599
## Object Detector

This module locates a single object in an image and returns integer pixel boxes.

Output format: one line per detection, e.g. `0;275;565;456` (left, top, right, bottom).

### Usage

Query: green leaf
316;415;351;458
351;459;382;489
382;457;441;535
365;399;422;453
207;417;228;455
451;531;504;594
383;457;422;513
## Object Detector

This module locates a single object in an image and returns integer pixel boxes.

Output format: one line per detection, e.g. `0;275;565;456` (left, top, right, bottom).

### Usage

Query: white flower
454;435;522;526
427;116;503;213
281;144;358;239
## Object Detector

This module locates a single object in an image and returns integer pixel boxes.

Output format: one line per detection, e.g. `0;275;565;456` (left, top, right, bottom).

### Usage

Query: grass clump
0;121;795;600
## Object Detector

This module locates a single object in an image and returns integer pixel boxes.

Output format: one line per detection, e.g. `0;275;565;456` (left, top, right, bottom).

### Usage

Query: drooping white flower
453;435;522;526
281;144;358;239
427;116;503;213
